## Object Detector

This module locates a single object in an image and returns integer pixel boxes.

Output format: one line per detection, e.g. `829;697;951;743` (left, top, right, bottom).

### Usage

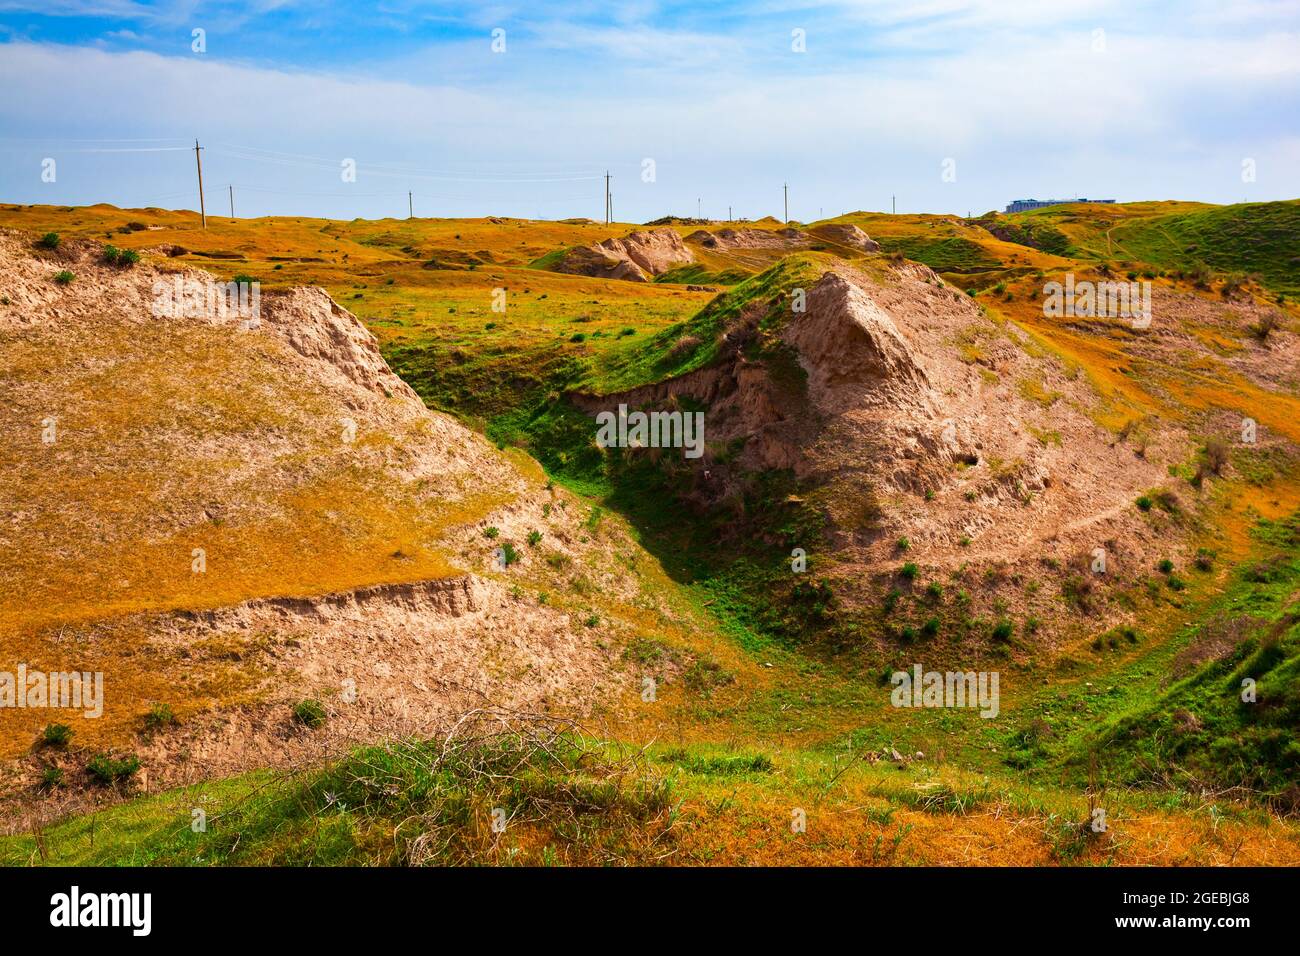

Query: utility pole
604;171;611;225
783;182;788;222
728;205;732;221
194;139;207;229
408;191;413;219
228;184;234;220
892;195;896;215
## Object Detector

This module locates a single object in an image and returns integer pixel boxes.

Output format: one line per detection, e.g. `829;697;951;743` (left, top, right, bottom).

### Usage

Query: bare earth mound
550;228;693;281
0;230;711;812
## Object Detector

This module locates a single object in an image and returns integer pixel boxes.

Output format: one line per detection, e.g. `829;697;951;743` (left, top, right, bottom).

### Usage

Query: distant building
1005;198;1116;214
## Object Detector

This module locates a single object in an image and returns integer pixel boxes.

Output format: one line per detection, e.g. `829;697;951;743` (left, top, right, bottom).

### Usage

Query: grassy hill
992;200;1300;297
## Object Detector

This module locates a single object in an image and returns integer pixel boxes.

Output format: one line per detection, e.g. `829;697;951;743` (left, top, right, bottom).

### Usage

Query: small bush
1135;495;1153;512
118;248;140;267
900;562;919;580
991;619;1014;642
40;766;65;791
1203;439;1230;476
896;536;910;552
53;270;75;285
500;542;521;566
569;333;586;343
103;244;121;263
144;702;175;731
38;232;60;249
86;753;141;786
526;530;543;547
41;723;73;747
668;334;702;361
921;616;940;638
483;526;499;539
293;699;328;729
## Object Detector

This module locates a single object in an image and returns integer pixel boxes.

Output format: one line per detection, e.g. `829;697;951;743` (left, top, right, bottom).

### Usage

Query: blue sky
1;1;1297;221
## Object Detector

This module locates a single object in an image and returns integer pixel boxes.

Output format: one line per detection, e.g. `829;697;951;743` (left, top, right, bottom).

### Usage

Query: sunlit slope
993;201;1300;297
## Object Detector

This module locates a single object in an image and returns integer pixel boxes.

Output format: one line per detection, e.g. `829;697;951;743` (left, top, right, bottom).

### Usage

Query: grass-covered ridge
1070;508;1300;810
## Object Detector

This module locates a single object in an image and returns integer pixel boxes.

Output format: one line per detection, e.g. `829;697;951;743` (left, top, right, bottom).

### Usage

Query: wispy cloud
0;2;1296;218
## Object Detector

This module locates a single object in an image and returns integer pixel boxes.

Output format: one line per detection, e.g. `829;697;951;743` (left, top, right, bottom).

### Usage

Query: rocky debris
550;228;693;281
686;227;810;250
809;223;881;252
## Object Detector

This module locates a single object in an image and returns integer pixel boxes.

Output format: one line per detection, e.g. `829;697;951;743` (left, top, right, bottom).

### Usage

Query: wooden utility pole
194;140;207;229
728;205;732;221
228;185;234;220
892;195;896;214
783;182;788;222
604;171;611;224
408;191;413;219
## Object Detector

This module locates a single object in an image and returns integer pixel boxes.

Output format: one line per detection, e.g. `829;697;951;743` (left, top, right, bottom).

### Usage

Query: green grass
1067;508;1300;808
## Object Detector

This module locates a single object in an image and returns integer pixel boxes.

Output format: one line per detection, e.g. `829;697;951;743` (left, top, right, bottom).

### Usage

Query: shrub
896;536;910;552
1157;558;1174;574
53;270;75;285
144;702;175;731
668;334;702;361
483;526;499;539
40;766;65;790
569;333;586;343
1194;548;1215;571
86;753;141;785
526;530;543;547
1167;575;1186;591
292;699;328;729
618;327;636;337
41;723;73;747
1248;313;1278;341
1203;439;1230;476
38;232;60;249
1135;495;1153;512
103;245;121;263
118;248;140;267
883;589;900;613
500;542;521;566
926;581;943;601
900;562;919;580
921;616;940;638
992;619;1014;642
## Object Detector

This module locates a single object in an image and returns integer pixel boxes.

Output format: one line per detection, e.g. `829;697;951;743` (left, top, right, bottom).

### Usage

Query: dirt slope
549;228;693;281
0;230;716;806
571;257;1296;650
